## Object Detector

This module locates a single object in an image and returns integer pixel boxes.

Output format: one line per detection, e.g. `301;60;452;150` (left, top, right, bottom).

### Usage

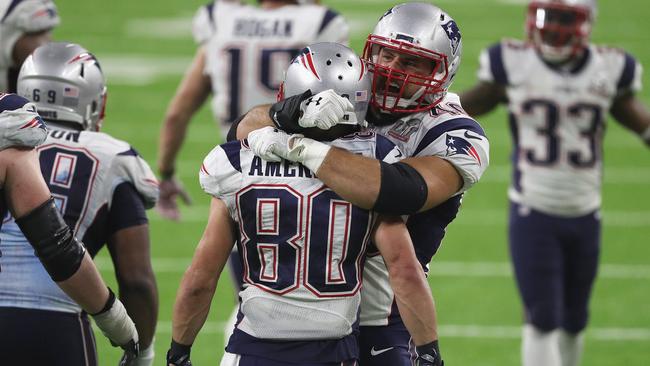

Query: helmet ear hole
338;75;343;80
326;60;332;66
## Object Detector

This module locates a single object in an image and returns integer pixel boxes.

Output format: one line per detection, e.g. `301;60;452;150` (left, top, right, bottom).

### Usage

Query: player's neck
260;0;297;10
540;48;590;74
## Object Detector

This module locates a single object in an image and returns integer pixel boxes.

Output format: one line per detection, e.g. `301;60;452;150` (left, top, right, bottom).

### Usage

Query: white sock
522;324;561;366
558;330;584;366
223;307;239;349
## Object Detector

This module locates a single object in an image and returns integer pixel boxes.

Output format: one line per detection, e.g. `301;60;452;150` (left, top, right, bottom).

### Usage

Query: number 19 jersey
192;1;349;125
478;39;642;216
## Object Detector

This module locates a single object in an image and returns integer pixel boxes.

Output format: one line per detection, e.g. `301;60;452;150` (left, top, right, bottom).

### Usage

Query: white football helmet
17;42;107;131
362;2;462;114
279;42;371;125
527;0;597;63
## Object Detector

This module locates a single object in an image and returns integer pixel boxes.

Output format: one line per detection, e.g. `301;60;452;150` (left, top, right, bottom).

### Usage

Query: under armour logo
305;97;323;106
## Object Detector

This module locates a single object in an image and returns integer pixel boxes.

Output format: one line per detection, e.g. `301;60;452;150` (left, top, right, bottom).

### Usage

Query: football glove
269;89;313;133
247;127;293;162
91;289;139;357
167;340;192;366
119;341;154;366
415;341;444;366
297;89;355;130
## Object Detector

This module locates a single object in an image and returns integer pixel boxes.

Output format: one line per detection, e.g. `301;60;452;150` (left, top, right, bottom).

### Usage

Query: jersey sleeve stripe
0;93;29;113
221;140;243;173
117;147;140;157
374;134;397;161
205;1;216;29
488;43;509;85
413;117;486;156
317;9;339;35
1;0;21;22
617;52;637;91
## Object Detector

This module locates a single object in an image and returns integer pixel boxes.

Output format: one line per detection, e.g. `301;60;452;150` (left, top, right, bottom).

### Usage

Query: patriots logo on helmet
445;134;481;165
441;20;461;55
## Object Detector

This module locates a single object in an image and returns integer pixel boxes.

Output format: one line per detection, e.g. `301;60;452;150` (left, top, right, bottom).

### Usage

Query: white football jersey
200;132;401;340
192;1;349;128
478;39;643;217
0;123;158;313
360;92;490;326
0;0;59;92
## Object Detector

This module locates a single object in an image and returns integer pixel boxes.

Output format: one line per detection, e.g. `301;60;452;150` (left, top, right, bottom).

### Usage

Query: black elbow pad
269;89;312;134
373;162;428;215
15;198;86;282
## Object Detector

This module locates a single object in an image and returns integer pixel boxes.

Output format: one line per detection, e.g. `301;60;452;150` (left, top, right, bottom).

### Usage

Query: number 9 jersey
478;39;642;216
192;1;349;126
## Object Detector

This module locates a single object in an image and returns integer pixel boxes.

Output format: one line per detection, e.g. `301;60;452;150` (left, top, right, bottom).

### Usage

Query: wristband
287;136;331;173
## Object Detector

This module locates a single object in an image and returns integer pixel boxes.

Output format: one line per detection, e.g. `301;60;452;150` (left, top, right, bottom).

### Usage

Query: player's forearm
315;147;380;209
171;270;218;345
374;217;438;345
459;81;504;117
57;253;111;314
391;270;438;345
235;104;274;140
158;49;211;175
119;276;158;348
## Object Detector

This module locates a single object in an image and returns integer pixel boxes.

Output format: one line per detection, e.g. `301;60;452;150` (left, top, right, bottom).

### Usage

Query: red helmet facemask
362;34;449;114
526;1;591;63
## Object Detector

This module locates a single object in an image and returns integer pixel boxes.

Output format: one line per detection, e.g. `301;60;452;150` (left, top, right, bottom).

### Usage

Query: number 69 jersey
199;132;400;344
0;126;159;313
192;1;349;125
478;39;642;217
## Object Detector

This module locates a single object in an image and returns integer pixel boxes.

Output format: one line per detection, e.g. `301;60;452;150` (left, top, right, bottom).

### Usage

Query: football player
167;42;439;366
234;3;489;365
0;43;159;365
458;1;650;365
156;0;349;220
0;0;59;92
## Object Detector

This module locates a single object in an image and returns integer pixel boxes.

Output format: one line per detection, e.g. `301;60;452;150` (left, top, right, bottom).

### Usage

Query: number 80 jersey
478;39;643;217
199;132;401;341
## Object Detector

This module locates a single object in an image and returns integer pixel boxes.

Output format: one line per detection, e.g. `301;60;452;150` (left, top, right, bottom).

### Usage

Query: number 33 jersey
478;39;643;216
200;132;401;341
0;126;159;313
192;1;349;125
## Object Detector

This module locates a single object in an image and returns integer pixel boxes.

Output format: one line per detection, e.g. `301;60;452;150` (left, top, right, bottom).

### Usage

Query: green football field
52;0;650;364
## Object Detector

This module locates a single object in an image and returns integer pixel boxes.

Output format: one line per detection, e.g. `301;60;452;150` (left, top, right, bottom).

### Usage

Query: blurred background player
459;0;650;365
238;3;489;365
167;42;439;366
0;42;159;365
156;0;349;220
0;0;59;92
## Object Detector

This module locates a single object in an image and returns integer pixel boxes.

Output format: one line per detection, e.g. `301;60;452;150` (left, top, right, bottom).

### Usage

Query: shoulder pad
191;1;218;45
199;141;244;198
0;93;47;150
108;144;159;209
2;0;60;33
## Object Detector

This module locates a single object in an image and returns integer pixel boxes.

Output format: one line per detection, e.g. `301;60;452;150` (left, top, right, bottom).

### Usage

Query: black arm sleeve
373;162;428;215
226;114;245;142
268;89;313;134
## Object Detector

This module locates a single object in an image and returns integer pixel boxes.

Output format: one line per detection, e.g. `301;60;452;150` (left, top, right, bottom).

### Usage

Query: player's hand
248;126;295;162
156;176;192;221
415;341;444;366
167;340;192;366
119;341;154;366
298;89;355;130
92;289;140;357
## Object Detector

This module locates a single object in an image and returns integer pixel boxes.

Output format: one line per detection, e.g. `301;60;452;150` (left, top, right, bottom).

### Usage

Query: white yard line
147;321;650;341
94;258;650;280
